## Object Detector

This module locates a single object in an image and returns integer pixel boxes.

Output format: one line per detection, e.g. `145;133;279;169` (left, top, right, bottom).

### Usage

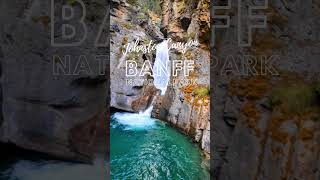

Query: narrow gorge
110;0;210;155
110;0;210;178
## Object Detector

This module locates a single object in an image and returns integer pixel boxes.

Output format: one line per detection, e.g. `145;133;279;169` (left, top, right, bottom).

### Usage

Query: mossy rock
122;22;134;29
266;6;288;27
269;83;318;113
188;32;196;39
230;76;270;100
184;50;193;60
193;87;210;97
122;36;129;45
175;1;186;14
137;13;148;21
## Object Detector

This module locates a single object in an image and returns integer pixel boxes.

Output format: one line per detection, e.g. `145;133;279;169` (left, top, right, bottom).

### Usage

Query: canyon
110;0;211;157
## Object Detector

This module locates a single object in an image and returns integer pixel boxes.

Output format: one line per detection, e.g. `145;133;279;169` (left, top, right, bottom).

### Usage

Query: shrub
315;83;320;95
269;83;317;113
193;87;210;98
67;0;76;5
127;0;138;5
127;0;162;15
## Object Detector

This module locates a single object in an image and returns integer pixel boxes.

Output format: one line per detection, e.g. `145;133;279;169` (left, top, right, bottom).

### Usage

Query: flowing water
109;39;209;179
153;40;170;95
110;109;210;180
0;40;207;179
0;149;107;180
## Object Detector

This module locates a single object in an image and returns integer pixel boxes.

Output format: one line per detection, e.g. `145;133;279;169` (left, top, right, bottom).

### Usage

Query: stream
0;151;107;180
110;109;210;179
110;39;209;179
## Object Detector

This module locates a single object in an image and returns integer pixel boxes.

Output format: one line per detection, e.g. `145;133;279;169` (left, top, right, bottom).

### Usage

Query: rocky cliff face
212;0;320;179
110;0;162;112
0;0;108;162
153;0;211;155
110;0;211;155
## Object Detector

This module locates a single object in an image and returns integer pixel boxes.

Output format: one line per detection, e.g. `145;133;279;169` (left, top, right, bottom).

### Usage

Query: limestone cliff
0;0;108;162
212;0;320;179
110;0;162;112
110;0;211;155
153;0;211;155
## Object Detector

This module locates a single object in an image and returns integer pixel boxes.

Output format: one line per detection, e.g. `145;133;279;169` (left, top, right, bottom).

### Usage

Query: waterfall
153;40;170;96
112;41;170;129
112;110;155;130
139;105;153;116
112;98;156;130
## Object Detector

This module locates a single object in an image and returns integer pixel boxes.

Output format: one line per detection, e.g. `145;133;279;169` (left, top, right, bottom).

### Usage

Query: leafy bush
127;0;138;5
269;83;317;113
315;83;320;95
67;0;76;5
127;0;162;14
193;87;210;98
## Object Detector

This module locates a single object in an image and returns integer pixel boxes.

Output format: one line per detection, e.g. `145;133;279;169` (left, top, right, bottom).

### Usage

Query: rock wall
110;0;162;112
212;0;320;179
153;0;211;155
0;0;108;162
110;0;211;155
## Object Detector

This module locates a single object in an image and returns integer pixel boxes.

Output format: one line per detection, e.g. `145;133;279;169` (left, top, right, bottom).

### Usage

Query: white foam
112;107;156;130
138;105;153;116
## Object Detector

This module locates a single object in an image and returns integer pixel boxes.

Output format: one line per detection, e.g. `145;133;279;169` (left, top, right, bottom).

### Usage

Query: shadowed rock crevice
68;111;105;163
71;75;107;88
0;47;3;129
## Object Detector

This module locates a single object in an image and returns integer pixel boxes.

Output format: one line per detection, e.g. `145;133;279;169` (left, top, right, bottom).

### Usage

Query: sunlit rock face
0;0;108;162
110;0;162;113
153;0;211;156
152;47;210;155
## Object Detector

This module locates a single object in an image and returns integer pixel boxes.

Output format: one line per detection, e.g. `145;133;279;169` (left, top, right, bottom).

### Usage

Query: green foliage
175;1;186;14
315;83;320;95
269;83;318;113
122;36;128;45
142;0;162;14
188;32;196;39
122;22;134;29
119;36;129;54
193;87;210;97
127;0;162;14
184;50;193;60
137;13;147;21
127;0;138;5
201;29;210;44
67;0;76;5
